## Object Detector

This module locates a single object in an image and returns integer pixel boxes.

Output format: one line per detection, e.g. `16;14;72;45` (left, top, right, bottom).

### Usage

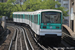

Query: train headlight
56;27;59;29
43;26;46;29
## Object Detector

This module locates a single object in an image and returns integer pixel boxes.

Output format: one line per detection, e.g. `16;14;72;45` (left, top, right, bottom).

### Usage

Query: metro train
13;9;62;43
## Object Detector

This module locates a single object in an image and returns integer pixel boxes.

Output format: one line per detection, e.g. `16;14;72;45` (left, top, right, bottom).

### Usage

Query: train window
39;15;41;24
34;15;38;24
22;15;23;18
31;15;33;22
16;15;17;18
20;15;23;18
31;15;32;22
18;15;20;18
17;15;19;18
15;15;16;18
25;15;28;19
27;15;28;19
29;15;31;21
29;15;30;20
16;14;18;18
20;15;21;18
42;12;61;23
27;15;29;20
19;15;21;18
29;15;31;20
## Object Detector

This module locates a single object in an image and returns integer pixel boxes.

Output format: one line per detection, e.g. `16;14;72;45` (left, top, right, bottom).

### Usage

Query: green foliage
23;0;68;16
0;0;68;18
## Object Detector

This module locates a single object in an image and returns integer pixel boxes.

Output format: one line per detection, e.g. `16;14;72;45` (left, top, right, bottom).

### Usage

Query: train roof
13;9;62;15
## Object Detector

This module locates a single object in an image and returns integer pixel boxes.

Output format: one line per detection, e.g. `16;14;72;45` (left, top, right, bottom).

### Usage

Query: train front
40;11;62;42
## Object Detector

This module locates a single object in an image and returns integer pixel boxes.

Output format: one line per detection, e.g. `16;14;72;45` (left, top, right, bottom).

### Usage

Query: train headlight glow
56;27;59;29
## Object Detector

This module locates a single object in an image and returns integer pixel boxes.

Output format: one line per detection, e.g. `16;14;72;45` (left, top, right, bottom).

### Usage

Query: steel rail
15;26;23;50
8;26;17;50
22;27;34;50
20;27;29;50
20;37;23;50
15;26;19;50
18;26;25;50
19;27;23;50
8;25;29;50
28;28;48;50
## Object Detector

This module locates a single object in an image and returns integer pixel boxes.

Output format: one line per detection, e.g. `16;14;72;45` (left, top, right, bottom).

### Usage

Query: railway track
24;26;75;50
8;25;53;50
0;25;16;50
8;26;17;50
22;26;53;50
8;24;40;50
62;32;75;46
8;26;29;50
6;23;75;50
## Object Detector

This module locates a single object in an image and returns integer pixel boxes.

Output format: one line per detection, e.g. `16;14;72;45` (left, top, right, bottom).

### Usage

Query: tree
22;0;68;17
0;0;68;18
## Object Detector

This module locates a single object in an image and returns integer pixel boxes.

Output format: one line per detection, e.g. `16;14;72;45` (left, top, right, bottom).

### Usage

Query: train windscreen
41;12;61;23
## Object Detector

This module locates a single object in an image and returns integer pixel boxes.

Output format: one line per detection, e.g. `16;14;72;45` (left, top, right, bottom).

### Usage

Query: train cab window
42;12;61;23
34;15;38;24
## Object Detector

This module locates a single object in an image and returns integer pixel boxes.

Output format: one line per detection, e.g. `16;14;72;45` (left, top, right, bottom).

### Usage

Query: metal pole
69;0;71;27
73;0;75;32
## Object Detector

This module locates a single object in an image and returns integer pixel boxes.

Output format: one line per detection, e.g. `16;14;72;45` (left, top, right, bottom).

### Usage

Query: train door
16;14;18;22
30;15;31;27
28;15;29;25
31;15;33;27
23;14;25;23
31;15;34;29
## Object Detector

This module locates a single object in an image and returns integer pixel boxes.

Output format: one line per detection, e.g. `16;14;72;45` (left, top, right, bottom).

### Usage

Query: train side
13;9;63;42
13;12;40;36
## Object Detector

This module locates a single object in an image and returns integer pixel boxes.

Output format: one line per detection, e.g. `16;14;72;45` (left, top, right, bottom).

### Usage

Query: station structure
70;0;75;33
